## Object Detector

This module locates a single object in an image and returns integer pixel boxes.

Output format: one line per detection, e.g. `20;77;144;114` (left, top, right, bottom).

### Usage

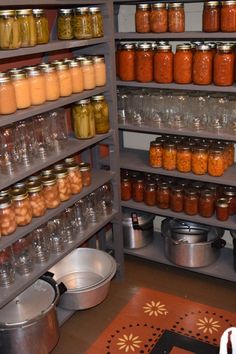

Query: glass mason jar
132;176;145;202
222;186;236;215
221;0;236;32
144;181;156;206
74;7;93;40
33;9;49;44
80;58;96;90
41;64;60;101
91;95;110;134
25;67;46;105
135;4;151;33
156;182;170;209
0;196;17;236
16;9;37;47
41;175;61;209
191;146;208;175
176;144;192;173
225;141;235;166
214;44;234;86
216;197;230;221
54;168;72;202
208;147;225;176
72;99;95;139
10;70;31;109
121;175;132;201
184;188;199;215
27;181;46;217
174;43;193;84
193;44;213;85
79;162;92;186
154;44;173;83
119;43;135;81
67;60;84;93
66;163;83;194
203;1;220;32
55;62;73;97
168;3;185;32
163;142;177;171
0;10;21;49
135;43;154;82
149;140;163;168
199;189;215;217
150;3;168;33
89;7;104;38
11;188;33;226
57;9;73;40
170;185;184;212
0;73;17;115
93;56;106;87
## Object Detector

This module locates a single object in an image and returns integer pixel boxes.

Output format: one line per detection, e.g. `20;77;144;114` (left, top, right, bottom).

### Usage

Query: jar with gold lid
27;181;46;217
41;175;61;209
174;43;193;84
16;9;37;47
135;4;151;33
121;175;132;201
132;176;145;202
221;0;236;32
91;95;110;134
170;185;184;212
54;168;72;201
0;10;21;49
0;196;17;236
154;44;173;83
193;44;213;85
150;3;167;33
214;44;234;86
144;181;156;206
149;140;163;168
0;73;17;115
33;9;49;44
191;146;208;175
55;62;73;97
176;144;192;173
25;66;46;105
72;98;96;139
66;163;83;194
89;7;104;38
79;162;91;186
80;58;96;90
41;64;60;101
208;147;225;176
119;43;135;81
11;188;32;226
74;7;93;40
57;9;73;40
168;3;185;32
156;182;170;209
10;70;31;109
203;1;220;32
216;198;230;221
163;142;177;171
184;188;198;216
199;189;215;217
92;56;106;87
67;60;84;93
135;43;154;82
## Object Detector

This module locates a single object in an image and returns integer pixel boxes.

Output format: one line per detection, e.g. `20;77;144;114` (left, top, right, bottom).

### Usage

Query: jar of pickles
119;43;135;81
80;58;96;90
25;67;46;105
89;7;104;38
10;70;31;109
144;181;156;206
199;189;215;217
41;65;60;101
74;7;93;40
170;185;184;212
41;175;61;209
202;1;220;32
208;147;225;176
213;44;234;86
27;181;46;217
91;95;110;134
163;142;177;170
135;43;154;82
174;44;193;84
121;175;132;201
176;144;192;173
193;44;213;85
66;163;83;194
132;176;145;202
54;168;72;201
168;3;185;32
55;62;73;97
11;188;32;226
79;162;92;186
149;140;163;168
154;44;173;83
72;99;95;139
150;3;167;33
93;56;106;87
0;10;21;50
0;73;17;115
0;196;17;236
135;4;151;33
33;9;49;44
156;182;170;209
191;147;208;175
16;9;37;47
184;188;198;215
57;9;73;40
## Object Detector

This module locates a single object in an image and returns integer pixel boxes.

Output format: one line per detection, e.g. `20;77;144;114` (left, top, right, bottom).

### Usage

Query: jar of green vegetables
0;10;21;49
72;99;96;139
33;9;49;44
16;9;37;47
74;7;93;40
57;9;73;40
91;95;110;134
89;7;104;38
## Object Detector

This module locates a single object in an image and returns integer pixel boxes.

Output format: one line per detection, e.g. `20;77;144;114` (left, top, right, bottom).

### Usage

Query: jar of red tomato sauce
174;43;193;84
154;44;173;83
135;43;154;82
135;4;151;33
213;43;235;86
203;1;220;32
193;44;213;85
150;3;168;33
119;43;135;81
168;3;185;32
221;0;236;32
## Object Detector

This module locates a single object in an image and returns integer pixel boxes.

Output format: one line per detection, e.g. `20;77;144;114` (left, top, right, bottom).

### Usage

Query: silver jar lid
136;4;151;10
58;9;73;15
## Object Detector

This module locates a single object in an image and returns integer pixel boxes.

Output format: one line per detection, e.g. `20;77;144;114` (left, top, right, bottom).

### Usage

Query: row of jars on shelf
0;55;106;115
0;182;113;287
149;135;235;177
0;157;91;237
116;42;236;86
135;1;236;33
121;170;236;221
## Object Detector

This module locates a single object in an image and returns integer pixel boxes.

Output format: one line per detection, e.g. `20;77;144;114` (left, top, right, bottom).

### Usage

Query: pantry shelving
115;31;236;40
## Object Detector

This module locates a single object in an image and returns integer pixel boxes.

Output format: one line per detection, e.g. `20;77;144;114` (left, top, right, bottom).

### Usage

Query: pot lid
122;208;154;224
0;279;55;327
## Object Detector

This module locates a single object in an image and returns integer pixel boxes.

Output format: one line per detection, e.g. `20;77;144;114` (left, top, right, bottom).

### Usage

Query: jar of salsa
184;188;198;215
154;44;173;83
191;147;208;175
149;140;163;168
174;44;193;84
216;198;230;221
150;3;167;33
203;1;220;32
168;3;185;32
156;182;170;209
121;176;132;201
214;44;234;86
222;186;236;215
170;185;184;212
135;4;151;33
135;43;154;82
119;43;135;81
221;0;236;32
144;181;156;206
199;189;215;217
132;176;145;202
163;142;177;171
176;144;192;173
208;147;225;176
193;44;213;85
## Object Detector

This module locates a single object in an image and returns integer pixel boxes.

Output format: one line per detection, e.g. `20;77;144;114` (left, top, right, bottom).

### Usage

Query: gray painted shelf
115;31;236;40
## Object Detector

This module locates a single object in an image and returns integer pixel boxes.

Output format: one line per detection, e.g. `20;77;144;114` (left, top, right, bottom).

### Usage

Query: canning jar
80;58;96;90
214;44;234;86
26;67;46;105
57;9;73;40
79;162;92;186
132;176;145;202
74;7;93;40
91;95;110;134
33;9;49;44
72;99;95;139
203;1;220;32
93;56;106;87
225;141;235;166
176;144;192;173
208;147;225;176
216;198;230;221
0;73;17;115
221;0;236;32
89;7;104;38
41;65;60;101
54;168;72;202
10;70;31;109
170;185;184;212
135;43;154;82
41;175;60;209
199;189;215;217
222;186;236;215
163;142;177;170
184;188;198;215
16;9;37;47
193;44;213;85
121;176;132;201
0;10;21;49
150;3;168;33
174;44;193;84
156;182;170;209
67;60;84;93
119;44;135;81
154;44;173;83
66;163;83;194
0;196;17;236
135;4;151;33
191;147;208;175
144;181;156;206
55;62;72;97
27;181;46;217
168;3;185;32
149;140;163;168
11;189;32;226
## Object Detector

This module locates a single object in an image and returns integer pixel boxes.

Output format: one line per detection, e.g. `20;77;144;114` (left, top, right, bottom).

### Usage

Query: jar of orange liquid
68;60;84;93
25;67;46;105
80;58;96;90
55;63;73;97
41;64;60;101
0;73;17;114
93;56;106;86
10;70;31;109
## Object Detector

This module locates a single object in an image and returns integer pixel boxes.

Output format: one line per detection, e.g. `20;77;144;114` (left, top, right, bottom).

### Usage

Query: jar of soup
89;7;104;38
121;176;132;201
199;189;215;217
150;3;168;33
93;56;106;86
168;3;185;32
41;65;60;101
11;189;32;226
170;185;184;212
27;181;46;217
176;144;192;172
203;1;220;32
191;147;208;175
41;175;61;209
214;44;234;86
91;95;110;134
0;196;17;236
154;44;173;83
156;182;170;209
16;9;37;47
221;0;236;32
0;10;21;49
72;99;95;139
67;60;84;93
33;9;49;44
54;168;72;202
216;198;230;221
149;140;163;167
10;70;31;109
193;44;213;85
208;147;225;176
184;188;198;215
74;7;93;40
0;73;17;115
55;62;73;97
79;162;91;186
132;176;145;202
57;9;73;40
80;58;96;90
25;67;46;105
119;43;135;81
135;4;151;33
174;44;193;84
135;43;154;82
163;142;177;170
222;186;236;215
144;181;156;206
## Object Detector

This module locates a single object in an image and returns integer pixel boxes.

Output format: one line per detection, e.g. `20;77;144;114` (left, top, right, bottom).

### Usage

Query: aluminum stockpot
50;248;117;310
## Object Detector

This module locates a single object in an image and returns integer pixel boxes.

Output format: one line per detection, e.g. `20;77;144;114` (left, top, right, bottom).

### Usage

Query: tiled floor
51;255;236;354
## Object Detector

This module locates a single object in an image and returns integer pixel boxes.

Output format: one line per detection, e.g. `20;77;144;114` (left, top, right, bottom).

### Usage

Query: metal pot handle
41;272;67;296
171;238;188;245
211;238;226;249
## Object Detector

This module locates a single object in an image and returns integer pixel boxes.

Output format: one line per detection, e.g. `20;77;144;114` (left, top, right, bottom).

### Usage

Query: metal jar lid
169;3;184;8
42;168;54;177
136;4;151;10
0;10;15;17
58;8;73;15
54;168;69;178
68;60;80;68
138;43;152;50
92;56;105;63
157;44;172;51
10;71;28;80
0;188;11;197
16;9;33;16
152;3;167;9
41;65;57;73
41;175;57;186
0;196;12;209
66;163;79;172
122;43;135;50
223;186;236;196
75;98;90;105
217;44;233;52
150;140;162;147
79;162;91;171
55;63;69;71
221;0;236;5
25;67;42;77
27;181;42;193
11;188;28;201
75;7;89;14
0;73;10;83
176;43;191;50
32;9;45;16
53;163;65;171
80;59;93;66
65;156;76;164
216;198;229;208
196;44;211;51
204;1;220;6
89;7;101;13
91;94;105;101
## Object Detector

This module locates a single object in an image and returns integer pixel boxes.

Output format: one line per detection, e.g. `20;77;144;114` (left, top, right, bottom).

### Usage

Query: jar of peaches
41;175;61;209
66;163;83;194
163;142;177;170
27;181;46;217
54;168;72;201
0;196;17;236
191;146;208;175
11;188;33;226
208;147;225;176
176;144;192;173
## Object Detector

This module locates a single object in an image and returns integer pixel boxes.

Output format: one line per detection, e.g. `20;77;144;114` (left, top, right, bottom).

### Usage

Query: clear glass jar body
184;188;199;215
144;182;156;206
16;9;37;47
11;71;31;109
135;43;154;82
121;177;132;201
33;9;50;44
57;9;73;40
149;141;163;168
0;10;21;49
55;169;72;201
66;164;83;194
28;184;46;217
154;45;173;83
0;75;17;114
132;177;145;202
42;176;61;209
26;68;46;105
203;1;220;32
163;142;177;170
56;63;73;97
150;4;168;33
90;7;104;38
213;45;234;86
176;145;192;172
42;65;60;101
81;59;96;90
170;186;184;212
174;45;193;84
93;56;106;86
208;148;225;176
0;197;17;236
91;95;110;134
168;3;185;32
193;45;213;85
74;8;93;39
11;191;33;226
79;162;91;186
156;182;170;209
199;190;215;217
72;99;96;139
68;61;84;93
119;44;135;81
191;147;208;175
135;4;151;33
221;0;236;32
